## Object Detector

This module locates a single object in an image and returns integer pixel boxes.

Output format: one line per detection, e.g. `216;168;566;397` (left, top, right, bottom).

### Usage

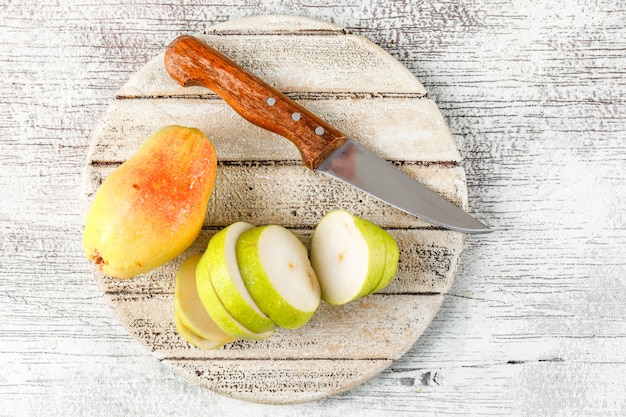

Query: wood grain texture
87;97;461;163
92;228;464;295
104;293;443;361
80;16;467;404
84;163;468;229
1;0;625;416
119;32;426;97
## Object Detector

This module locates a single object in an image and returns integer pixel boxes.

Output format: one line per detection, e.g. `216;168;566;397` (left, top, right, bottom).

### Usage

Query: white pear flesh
174;255;234;349
237;225;320;330
174;311;229;350
310;210;399;305
196;252;275;341
206;222;276;333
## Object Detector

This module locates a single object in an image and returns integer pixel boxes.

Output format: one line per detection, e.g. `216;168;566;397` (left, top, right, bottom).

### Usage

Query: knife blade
164;35;491;234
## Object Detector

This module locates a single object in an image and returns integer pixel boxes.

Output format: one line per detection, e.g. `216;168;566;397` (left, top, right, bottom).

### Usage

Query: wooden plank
87;97;460;163
358;362;626;415
103;292;443;361
163;358;392;405
92;228;464;295
207;14;346;34
118;34;427;97
82;163;469;229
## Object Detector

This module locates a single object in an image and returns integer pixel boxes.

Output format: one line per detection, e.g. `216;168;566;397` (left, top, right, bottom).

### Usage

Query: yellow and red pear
83;125;217;279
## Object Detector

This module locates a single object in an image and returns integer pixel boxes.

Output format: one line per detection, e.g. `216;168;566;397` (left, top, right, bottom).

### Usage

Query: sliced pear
174;311;228;350
236;225;321;330
310;210;399;305
371;234;400;293
196;252;275;340
205;222;276;333
174;255;234;348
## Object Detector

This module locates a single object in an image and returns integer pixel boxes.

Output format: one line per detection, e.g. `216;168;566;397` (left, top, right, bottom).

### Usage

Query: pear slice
196;252;275;340
310;210;399;305
205;222;276;333
174;311;228;350
370;233;400;294
174;255;234;349
237;225;321;330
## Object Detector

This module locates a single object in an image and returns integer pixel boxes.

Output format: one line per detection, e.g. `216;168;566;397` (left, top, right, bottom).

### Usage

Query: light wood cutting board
80;15;468;404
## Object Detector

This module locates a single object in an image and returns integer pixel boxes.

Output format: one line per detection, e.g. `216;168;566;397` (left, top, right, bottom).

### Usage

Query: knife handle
164;35;348;169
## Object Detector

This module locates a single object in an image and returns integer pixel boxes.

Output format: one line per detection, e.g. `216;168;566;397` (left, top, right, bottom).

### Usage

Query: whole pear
83;125;217;279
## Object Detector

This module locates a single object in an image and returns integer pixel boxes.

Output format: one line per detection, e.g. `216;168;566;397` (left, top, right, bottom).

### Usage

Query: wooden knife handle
164;35;348;169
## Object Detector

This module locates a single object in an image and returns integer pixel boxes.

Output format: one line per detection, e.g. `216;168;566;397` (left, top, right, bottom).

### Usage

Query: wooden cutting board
80;15;468;404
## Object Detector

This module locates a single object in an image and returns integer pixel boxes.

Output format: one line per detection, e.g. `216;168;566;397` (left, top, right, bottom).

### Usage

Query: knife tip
458;222;493;235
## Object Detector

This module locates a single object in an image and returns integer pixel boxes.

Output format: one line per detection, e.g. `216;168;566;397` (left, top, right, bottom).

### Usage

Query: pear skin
83;125;217;279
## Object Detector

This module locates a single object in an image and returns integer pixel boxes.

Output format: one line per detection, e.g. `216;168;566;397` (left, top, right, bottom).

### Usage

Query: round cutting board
81;15;468;404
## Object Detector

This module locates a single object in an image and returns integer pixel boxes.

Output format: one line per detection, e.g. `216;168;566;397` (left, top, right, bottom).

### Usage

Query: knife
164;35;491;234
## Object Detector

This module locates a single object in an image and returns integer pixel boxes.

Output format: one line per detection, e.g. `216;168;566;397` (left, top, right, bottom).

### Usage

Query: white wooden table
1;1;625;416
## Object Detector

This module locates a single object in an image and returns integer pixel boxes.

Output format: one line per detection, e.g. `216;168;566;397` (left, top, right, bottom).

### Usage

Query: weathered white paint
88;98;460;163
92;228;464;295
1;1;625;416
118;35;426;97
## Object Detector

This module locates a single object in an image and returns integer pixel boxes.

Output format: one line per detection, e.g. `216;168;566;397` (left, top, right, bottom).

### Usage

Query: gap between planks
115;91;429;100
102;289;444;296
162;356;394;362
203;29;353;36
88;159;461;168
